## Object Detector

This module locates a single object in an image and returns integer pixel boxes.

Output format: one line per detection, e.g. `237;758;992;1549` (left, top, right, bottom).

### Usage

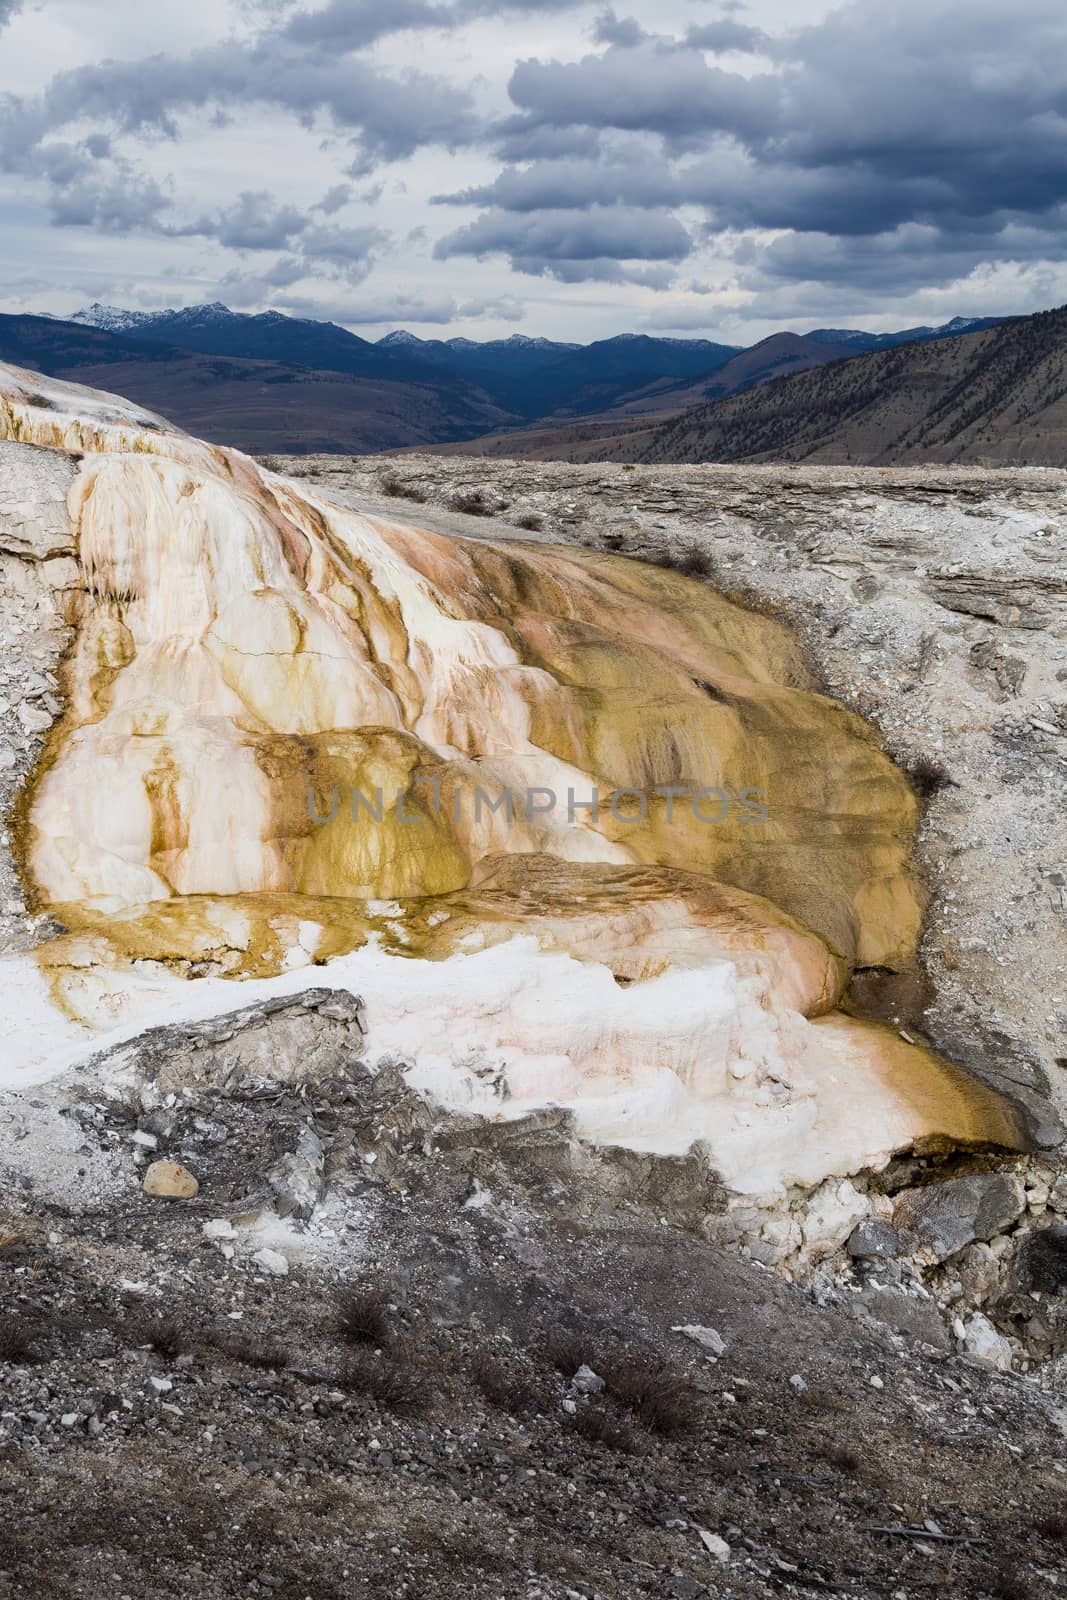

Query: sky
1;0;1066;344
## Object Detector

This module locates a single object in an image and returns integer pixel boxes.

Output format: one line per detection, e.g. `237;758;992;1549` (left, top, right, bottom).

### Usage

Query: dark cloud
684;20;770;53
213;190;308;251
434;204;690;282
282;0;585;50
743;214;1067;294
435;145;676;211
317;183;352;215
591;11;648;47
506;39;778;146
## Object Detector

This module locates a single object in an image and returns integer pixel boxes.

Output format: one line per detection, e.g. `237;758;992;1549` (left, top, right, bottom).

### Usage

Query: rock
252;1247;290;1277
893;1173;1026;1262
142;1160;199;1199
17;702;51;734
847;1218;904;1260
87;989;366;1098
852;1285;951;1351
788;1374;807;1393
698;1531;730;1564
672;1324;726;1356
202;1218;236;1241
571;1364;604;1395
953;1242;1002;1304
268;1121;326;1222
958;1312;1013;1372
1018;1224;1067;1292
800;1178;870;1262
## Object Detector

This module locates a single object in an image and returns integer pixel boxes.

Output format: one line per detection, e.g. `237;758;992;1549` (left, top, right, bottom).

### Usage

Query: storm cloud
3;0;1067;340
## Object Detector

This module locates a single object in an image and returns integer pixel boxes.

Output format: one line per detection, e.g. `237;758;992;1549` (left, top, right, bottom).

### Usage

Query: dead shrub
907;754;955;798
650;545;716;579
449;488;493;516
379;474;427;503
337;1348;432;1415
824;1444;861;1475
1036;1512;1067;1543
601;1352;697;1436
514;512;544;531
990;1561;1032;1600
469;1348;541;1415
570;1404;641;1454
544;1326;595;1378
0;1315;39;1364
336;1283;393;1347
129;1313;192;1360
206;1329;290;1370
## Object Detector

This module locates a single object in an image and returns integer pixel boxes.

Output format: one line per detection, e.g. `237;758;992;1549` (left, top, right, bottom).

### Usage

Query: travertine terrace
0;362;1031;1232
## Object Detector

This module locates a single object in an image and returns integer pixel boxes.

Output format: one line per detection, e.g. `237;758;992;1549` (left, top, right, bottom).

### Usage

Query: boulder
893;1173;1025;1262
143;1160;199;1200
958;1312;1013;1372
847;1218;904;1260
852;1285;951;1351
1018;1225;1067;1293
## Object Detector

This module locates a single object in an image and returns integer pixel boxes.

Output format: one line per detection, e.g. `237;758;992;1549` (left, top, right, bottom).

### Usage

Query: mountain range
464;305;1067;469
0;300;1008;456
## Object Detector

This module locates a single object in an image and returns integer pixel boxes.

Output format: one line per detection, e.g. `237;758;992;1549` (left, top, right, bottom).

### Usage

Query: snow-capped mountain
69;302;162;333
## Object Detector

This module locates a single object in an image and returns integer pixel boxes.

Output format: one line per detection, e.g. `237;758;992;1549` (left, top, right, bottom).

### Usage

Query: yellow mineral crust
0;362;1027;1173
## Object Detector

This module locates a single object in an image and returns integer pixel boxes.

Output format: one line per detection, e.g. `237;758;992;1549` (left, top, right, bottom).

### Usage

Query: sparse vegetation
600;1352;697;1436
336;1283;393;1347
907;753;955;798
449;488;494;516
514;512;544;531
379;473;427;503
337;1348;433;1415
0;1315;39;1364
469;1348;541;1414
570;1404;641;1453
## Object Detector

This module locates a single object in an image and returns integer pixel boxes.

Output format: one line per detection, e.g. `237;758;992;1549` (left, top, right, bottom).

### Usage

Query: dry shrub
337;1348;432;1415
570;1404;641;1454
206;1329;290;1370
601;1352;697;1436
336;1283;393;1347
449;488;494;516
128;1313;192;1360
0;1315;39;1364
514;512;544;531
379;474;427;503
907;754;955;798
544;1326;595;1378
469;1348;541;1415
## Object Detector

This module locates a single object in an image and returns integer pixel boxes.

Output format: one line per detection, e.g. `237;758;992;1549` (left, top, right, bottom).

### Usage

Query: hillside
623;306;1067;467
0;303;1034;458
0;315;514;453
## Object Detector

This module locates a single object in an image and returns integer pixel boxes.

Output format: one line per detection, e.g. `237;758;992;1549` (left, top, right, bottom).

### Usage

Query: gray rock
852;1286;951;1351
893;1173;1026;1262
83;987;367;1096
847;1218;904;1260
268;1122;326;1222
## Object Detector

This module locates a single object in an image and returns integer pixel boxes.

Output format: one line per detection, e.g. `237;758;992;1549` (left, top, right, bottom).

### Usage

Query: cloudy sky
1;0;1066;343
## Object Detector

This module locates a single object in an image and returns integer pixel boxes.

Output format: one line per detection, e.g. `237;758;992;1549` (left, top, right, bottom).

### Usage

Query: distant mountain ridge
0;299;1021;456
493;305;1067;469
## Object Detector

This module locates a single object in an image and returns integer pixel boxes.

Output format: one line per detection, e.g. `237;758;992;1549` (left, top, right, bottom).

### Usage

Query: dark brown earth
3;1058;1067;1600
